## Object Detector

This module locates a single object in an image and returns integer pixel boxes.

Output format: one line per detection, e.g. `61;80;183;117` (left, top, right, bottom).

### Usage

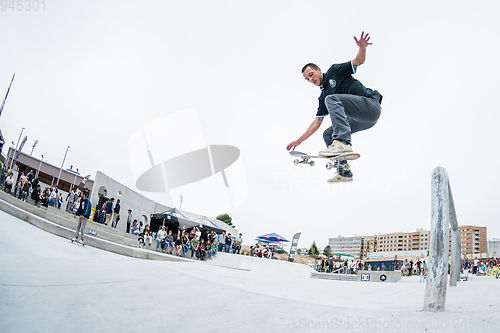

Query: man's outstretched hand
286;140;301;151
354;31;372;49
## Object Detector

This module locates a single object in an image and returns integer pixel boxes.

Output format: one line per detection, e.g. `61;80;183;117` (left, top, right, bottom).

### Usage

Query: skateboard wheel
293;159;299;165
310;161;315;167
326;162;332;170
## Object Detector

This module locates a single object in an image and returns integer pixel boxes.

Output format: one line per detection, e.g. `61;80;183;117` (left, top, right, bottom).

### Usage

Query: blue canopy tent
254;239;283;245
256;232;289;243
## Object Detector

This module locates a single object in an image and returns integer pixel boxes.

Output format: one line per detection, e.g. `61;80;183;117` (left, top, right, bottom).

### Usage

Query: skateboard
290;151;360;170
71;238;85;247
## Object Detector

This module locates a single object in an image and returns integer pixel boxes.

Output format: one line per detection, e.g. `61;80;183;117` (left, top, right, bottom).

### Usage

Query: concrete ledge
0;192;188;263
309;270;401;283
357;270;401;282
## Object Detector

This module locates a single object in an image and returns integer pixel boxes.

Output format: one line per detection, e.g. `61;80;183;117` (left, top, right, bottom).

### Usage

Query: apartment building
361;235;377;259
329;235;363;259
335;225;488;260
488;238;500;255
451;225;487;255
373;229;429;254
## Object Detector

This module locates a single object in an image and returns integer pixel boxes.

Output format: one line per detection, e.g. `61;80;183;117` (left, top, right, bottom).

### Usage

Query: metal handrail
329;266;348;280
423;167;461;312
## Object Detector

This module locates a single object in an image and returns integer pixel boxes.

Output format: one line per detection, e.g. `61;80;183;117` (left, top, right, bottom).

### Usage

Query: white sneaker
319;140;353;156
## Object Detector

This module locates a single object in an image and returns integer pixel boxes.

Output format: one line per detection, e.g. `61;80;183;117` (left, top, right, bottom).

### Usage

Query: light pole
56;146;70;188
9;127;24;169
36;155;44;179
30;140;39;155
7;141;14;170
71;168;79;191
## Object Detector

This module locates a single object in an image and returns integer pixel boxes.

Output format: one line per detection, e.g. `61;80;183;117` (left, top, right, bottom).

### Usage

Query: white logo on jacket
329;79;336;88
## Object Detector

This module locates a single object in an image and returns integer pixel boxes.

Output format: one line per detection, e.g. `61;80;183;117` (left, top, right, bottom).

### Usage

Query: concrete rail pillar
424;167;450;312
448;185;461;286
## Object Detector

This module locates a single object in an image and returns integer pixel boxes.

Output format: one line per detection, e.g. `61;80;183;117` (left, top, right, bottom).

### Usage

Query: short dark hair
301;63;319;73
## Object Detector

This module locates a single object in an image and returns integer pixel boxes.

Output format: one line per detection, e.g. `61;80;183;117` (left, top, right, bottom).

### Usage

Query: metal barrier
423;167;461;312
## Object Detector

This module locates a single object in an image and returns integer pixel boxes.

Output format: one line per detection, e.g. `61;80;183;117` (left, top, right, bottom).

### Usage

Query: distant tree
323;245;332;257
297;248;308;255
216;213;235;228
308;241;320;255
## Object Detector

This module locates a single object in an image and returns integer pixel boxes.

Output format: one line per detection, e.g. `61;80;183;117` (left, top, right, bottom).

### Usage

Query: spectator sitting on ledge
165;230;175;254
131;220;139;235
206;240;213;260
143;224;152;246
156;225;167;252
198;239;206;261
190;235;199;259
182;233;190;256
4;172;14;193
174;231;183;257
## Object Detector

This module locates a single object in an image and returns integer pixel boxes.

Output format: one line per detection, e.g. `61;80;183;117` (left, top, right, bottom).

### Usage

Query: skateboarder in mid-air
286;32;382;182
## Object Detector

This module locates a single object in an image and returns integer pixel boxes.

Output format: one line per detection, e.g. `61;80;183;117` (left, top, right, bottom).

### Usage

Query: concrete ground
1;208;499;332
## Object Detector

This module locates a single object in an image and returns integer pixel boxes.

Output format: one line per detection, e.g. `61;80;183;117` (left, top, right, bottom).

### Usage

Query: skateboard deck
290;151;360;169
71;238;85;247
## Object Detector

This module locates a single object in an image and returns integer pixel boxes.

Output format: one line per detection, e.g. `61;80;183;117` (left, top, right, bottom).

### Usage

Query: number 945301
1;0;45;11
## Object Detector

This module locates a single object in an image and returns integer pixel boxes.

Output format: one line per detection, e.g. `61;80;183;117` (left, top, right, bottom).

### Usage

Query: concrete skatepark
1;196;499;332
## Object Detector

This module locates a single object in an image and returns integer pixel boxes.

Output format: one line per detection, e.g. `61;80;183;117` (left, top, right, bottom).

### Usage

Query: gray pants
323;94;382;146
75;216;88;241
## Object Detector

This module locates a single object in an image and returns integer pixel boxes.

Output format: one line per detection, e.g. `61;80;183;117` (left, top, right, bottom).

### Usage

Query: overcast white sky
1;0;499;251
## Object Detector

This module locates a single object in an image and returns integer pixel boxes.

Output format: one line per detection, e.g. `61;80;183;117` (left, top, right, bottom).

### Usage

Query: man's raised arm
352;31;372;68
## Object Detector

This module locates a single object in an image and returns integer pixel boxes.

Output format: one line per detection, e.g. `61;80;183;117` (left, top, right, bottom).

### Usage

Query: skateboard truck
293;156;315;167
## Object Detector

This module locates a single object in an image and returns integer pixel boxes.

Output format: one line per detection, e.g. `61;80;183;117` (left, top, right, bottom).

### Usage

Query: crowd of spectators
313;257;430;276
312;256;500;278
464;257;500;276
1;165;249;263
249;243;276;258
0;168;74;210
145;227;243;261
314;259;362;274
